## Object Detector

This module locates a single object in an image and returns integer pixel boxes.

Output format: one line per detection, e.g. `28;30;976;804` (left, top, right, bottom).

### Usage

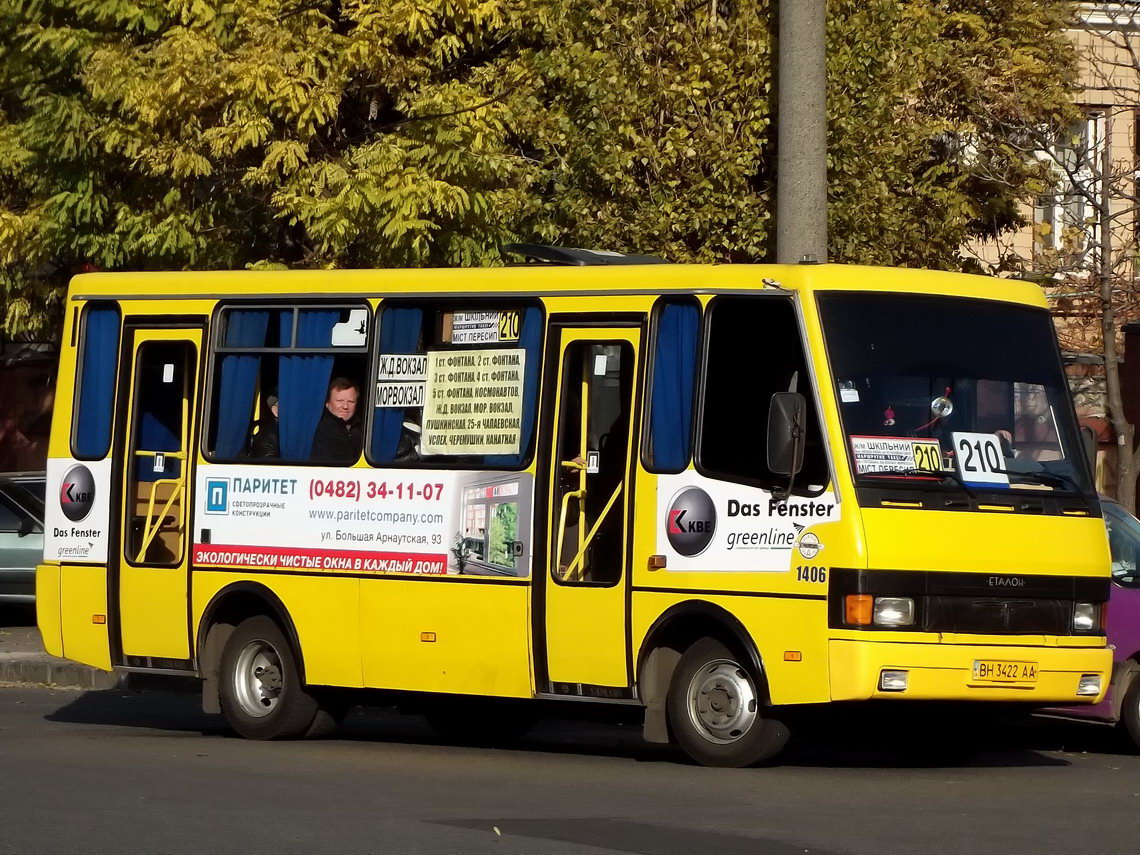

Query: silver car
0;472;45;603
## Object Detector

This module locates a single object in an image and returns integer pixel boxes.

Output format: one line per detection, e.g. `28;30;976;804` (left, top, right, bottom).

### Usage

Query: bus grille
922;596;1070;635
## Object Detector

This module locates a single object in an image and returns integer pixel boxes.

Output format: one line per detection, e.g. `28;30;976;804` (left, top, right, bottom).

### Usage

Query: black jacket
249;417;279;458
310;409;362;464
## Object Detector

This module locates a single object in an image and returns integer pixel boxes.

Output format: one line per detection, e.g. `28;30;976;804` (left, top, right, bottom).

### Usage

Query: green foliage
0;0;1079;335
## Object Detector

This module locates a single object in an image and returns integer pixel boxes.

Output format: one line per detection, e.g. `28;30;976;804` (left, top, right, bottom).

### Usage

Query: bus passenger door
542;327;640;693
116;327;202;663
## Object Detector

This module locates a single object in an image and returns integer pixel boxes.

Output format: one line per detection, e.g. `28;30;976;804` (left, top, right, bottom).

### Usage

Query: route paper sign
446;311;521;345
375;353;427;408
851;435;942;474
422;348;525;454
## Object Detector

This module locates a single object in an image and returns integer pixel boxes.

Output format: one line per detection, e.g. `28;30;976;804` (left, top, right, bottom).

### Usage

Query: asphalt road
2;683;1140;855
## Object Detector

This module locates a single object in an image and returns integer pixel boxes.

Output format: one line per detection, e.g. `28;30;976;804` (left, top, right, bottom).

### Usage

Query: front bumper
829;639;1111;704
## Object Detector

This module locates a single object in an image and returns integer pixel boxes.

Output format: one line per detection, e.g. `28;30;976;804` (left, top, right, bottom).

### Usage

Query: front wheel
219;615;320;740
666;638;789;767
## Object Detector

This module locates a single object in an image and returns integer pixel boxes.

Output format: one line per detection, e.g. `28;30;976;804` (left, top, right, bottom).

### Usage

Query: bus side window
207;305;369;463
643;299;700;473
73;303;121;460
697;296;828;494
369;303;544;470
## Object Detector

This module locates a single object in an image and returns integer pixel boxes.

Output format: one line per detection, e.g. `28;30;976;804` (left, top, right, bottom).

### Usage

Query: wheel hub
232;640;284;718
686;659;759;744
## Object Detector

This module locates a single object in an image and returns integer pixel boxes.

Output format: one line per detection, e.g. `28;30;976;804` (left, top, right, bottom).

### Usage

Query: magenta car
1053;498;1140;748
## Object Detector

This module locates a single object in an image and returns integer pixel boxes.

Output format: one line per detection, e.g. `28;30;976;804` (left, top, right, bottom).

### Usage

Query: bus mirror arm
768;392;807;502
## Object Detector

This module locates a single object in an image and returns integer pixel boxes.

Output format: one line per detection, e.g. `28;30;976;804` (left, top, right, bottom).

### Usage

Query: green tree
0;0;1079;336
0;0;539;335
514;0;1079;268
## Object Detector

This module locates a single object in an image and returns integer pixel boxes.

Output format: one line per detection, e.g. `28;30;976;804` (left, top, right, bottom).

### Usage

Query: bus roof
65;263;1048;308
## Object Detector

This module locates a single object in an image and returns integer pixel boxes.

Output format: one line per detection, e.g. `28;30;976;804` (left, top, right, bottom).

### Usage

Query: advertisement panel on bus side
193;465;534;578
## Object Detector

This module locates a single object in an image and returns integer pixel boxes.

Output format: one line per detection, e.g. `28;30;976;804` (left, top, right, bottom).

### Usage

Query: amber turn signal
91;614;106;625
844;594;874;626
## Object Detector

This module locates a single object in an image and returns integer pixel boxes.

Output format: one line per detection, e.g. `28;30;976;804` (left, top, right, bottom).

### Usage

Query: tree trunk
1100;111;1137;510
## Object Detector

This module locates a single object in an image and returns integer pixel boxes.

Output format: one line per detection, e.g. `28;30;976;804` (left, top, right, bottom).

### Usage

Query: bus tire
219;615;319;740
666;637;789;767
1120;674;1140;752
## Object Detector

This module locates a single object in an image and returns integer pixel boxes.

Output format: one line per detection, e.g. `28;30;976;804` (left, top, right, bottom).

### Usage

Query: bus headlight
1073;602;1100;633
873;597;915;627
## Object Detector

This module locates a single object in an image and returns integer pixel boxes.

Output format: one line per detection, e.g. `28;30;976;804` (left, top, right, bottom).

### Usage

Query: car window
16;479;45;506
2;481;44;520
0;496;25;532
1104;501;1140;588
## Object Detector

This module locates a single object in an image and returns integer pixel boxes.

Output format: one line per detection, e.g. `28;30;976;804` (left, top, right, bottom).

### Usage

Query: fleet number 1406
796;565;827;583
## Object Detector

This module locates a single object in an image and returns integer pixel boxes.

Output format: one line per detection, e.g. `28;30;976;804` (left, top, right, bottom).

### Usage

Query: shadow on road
38;684;1134;770
0;603;36;627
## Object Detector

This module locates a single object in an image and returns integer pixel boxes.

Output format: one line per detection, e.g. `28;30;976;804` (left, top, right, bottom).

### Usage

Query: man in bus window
311;378;362;463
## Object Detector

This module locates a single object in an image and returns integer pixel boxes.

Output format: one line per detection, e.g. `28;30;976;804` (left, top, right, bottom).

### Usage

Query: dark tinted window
698;296;828;494
819;294;1091;495
0;493;26;531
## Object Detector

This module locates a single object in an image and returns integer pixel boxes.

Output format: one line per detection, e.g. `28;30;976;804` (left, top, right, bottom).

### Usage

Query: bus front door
116;327;202;663
542;327;640;694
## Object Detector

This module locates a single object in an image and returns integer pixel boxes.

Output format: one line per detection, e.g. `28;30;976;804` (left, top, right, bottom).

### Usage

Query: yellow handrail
561;483;623;582
135;476;185;562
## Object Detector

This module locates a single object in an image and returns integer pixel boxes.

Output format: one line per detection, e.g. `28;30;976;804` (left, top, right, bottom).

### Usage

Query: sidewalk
0;621;122;690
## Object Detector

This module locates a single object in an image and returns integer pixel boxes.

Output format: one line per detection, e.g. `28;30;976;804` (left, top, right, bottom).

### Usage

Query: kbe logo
59;464;95;522
666;487;716;557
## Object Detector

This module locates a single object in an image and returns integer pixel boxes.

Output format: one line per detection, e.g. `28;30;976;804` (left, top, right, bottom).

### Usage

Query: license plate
972;660;1038;683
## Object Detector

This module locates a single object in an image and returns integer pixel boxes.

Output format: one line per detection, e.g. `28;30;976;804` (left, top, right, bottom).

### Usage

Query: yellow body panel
360;579;531;696
36;564;63;657
59;565;111;670
632;591;832;705
829;639;1111;703
545;583;629;686
860;508;1109;575
192;572;364;688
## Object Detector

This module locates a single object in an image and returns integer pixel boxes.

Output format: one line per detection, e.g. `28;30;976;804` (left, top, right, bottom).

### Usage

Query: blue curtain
278;310;337;460
488;307;543;467
214;310;269;458
75;305;120;459
649;302;699;471
138;409;181;482
370;307;424;462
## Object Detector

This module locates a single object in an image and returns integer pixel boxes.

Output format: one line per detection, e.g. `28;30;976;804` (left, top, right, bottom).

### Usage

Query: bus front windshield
818;293;1092;496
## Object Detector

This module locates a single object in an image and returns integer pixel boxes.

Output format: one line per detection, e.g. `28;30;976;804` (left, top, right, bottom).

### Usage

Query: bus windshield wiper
864;469;975;498
993;468;1083;493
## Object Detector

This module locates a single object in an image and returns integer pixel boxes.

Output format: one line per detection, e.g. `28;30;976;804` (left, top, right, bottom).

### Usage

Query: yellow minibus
38;246;1112;766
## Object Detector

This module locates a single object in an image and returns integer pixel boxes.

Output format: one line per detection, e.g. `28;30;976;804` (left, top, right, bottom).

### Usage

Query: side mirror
768;392;807;477
17;516;35;538
1080;424;1098;474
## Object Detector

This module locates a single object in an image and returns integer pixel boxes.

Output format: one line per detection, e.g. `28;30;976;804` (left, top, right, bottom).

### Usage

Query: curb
0;652;124;690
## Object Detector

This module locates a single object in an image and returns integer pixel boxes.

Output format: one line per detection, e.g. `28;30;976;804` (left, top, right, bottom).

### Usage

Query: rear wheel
219;615;320;740
666;638;789;767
